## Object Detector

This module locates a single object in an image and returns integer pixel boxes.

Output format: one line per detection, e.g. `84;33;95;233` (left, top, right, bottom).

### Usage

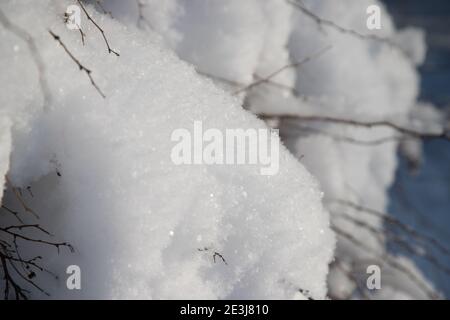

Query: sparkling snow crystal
0;0;334;299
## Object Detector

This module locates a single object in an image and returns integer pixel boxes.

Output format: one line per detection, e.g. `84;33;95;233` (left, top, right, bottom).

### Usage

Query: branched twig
199;71;312;102
234;46;332;95
77;24;86;45
258;113;450;142
334;199;450;257
286;0;405;55
64;11;86;45
334;211;450;276
0;221;73;299
8;234;71;253
1;184;74;299
1;206;24;224
76;0;119;56
0;253;29;300
331;224;440;299
48;29;106;98
2;224;51;236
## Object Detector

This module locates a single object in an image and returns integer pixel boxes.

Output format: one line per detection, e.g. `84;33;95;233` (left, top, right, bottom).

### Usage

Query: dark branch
77;0;119;56
234;46;332;95
286;0;406;56
48;29;106;98
258;113;450;142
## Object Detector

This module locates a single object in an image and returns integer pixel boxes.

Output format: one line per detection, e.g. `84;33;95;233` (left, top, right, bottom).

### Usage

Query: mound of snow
0;0;334;299
112;0;437;299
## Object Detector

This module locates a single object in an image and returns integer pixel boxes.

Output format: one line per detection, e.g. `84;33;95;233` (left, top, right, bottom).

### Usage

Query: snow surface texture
0;0;334;299
101;0;442;299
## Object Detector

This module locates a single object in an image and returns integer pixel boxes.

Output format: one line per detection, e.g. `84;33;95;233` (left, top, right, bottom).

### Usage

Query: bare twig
76;0;119;56
1;227;73;253
333;199;450;257
198;71;243;87
0;253;29;299
77;24;86;45
334;211;450;276
258;113;450;142
64;11;85;45
0;219;73;299
48;29;106;98
2;224;51;236
198;247;228;265
332;224;441;299
234;46;332;95
281;123;406;146
1;206;24;224
286;0;405;55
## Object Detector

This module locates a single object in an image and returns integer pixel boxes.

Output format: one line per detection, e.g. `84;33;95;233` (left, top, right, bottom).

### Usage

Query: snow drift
102;0;439;299
0;0;334;299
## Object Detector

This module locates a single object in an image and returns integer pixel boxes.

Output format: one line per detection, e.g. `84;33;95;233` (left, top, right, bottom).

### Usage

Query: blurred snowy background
0;0;449;299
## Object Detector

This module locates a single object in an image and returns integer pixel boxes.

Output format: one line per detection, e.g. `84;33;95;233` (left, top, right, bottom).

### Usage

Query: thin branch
258;113;450;142
1;206;24;224
77;24;86;45
286;0;405;55
334;199;450;257
198;247;228;265
48;30;106;98
6;255;50;297
0;253;29;300
63;12;85;45
1;230;73;253
334;211;450;276
331;224;441;299
2;224;51;236
234;46;332;95
252;75;310;100
281;123;406;146
76;0;119;56
0;220;73;298
1;180;74;299
198;71;244;87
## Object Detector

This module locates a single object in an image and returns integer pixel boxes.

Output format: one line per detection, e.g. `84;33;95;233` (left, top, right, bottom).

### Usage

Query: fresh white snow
1;0;443;300
0;0;334;299
100;0;439;299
